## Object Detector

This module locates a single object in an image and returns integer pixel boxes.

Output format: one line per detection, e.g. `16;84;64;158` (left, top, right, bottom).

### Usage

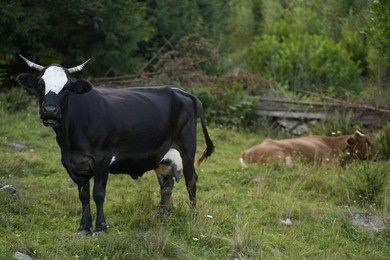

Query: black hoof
189;200;196;209
157;205;174;215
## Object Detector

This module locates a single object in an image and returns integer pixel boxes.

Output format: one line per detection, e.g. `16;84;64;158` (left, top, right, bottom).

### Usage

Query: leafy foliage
191;84;259;131
143;0;231;59
366;0;390;71
365;0;390;87
0;0;152;85
246;34;361;96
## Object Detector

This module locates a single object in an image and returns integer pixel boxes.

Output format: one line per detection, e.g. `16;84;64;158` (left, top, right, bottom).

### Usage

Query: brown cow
240;130;378;167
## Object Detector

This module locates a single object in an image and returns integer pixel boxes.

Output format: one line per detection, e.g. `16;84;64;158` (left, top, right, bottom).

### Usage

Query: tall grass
377;122;390;160
1;98;389;259
309;109;360;136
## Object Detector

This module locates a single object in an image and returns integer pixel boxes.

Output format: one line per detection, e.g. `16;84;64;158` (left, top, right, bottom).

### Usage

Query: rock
14;251;33;260
8;142;27;150
349;212;390;233
277;119;309;135
0;184;17;196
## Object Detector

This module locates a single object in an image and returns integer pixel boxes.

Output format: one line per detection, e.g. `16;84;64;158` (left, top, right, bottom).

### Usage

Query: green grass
1;103;389;259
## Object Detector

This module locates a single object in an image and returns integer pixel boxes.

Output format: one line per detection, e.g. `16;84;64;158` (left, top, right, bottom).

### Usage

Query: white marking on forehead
41;66;68;95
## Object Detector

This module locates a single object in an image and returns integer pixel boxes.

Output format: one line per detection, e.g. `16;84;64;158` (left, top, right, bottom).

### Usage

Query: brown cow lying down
240;130;378;167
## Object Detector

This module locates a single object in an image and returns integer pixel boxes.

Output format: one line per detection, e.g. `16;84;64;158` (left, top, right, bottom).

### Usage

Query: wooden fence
257;97;390;134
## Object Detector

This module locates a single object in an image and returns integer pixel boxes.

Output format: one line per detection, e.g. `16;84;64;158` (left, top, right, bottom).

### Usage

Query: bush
246;33;362;96
189;87;216;112
191;84;259;131
0;88;33;113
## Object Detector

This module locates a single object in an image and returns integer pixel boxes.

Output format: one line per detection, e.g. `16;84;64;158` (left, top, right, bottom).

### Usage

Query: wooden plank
259;97;390;114
256;110;327;120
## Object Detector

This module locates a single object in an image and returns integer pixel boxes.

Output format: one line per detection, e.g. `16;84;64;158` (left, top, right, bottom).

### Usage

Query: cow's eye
37;82;44;91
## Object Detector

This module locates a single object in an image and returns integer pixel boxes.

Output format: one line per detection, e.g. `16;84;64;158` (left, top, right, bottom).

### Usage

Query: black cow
16;55;214;235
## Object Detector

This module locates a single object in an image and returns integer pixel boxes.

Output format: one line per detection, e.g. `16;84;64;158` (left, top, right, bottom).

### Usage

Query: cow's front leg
157;175;175;214
77;179;92;235
92;169;109;235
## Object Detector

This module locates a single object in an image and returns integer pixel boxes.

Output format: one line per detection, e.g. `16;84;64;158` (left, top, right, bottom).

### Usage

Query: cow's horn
355;130;365;137
19;54;44;71
67;59;91;73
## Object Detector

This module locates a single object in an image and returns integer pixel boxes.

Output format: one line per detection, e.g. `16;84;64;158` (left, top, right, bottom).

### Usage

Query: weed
339;163;389;209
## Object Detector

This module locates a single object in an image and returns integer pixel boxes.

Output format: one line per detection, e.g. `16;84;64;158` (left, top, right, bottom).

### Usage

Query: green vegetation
1;0;389;103
190;84;260;131
1;97;389;259
246;34;362;96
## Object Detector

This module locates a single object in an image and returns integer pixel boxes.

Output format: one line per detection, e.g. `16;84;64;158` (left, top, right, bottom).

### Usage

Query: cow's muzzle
40;104;61;127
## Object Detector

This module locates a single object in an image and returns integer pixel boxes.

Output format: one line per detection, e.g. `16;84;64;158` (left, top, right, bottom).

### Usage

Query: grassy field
1;100;389;259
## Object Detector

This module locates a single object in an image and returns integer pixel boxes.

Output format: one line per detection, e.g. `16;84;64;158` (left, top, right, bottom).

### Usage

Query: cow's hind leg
180;128;198;207
157;175;175;214
175;95;199;208
183;159;198;208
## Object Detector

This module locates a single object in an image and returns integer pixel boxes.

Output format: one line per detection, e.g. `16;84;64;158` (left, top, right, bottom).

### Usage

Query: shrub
196;84;259;131
189;87;216;112
154;34;222;86
0;88;33;113
246;33;362;96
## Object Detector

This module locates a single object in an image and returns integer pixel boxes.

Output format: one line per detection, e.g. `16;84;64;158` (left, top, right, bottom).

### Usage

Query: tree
365;0;390;88
140;0;230;71
0;0;152;88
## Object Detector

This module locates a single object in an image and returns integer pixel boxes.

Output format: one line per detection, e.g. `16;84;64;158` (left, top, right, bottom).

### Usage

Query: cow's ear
346;137;357;146
71;79;92;94
16;73;38;90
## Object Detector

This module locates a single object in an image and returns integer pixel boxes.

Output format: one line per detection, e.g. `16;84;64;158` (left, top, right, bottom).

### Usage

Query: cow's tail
195;98;215;166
